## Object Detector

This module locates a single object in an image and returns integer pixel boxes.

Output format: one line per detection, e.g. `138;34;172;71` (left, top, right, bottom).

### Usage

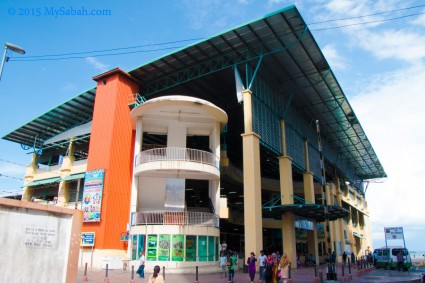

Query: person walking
271;252;279;283
351;252;356;267
136;251;145;278
219;251;227;278
228;252;238;283
264;255;273;283
259;250;267;282
247;252;257;283
278;253;290;283
148;265;164;283
342;251;347;265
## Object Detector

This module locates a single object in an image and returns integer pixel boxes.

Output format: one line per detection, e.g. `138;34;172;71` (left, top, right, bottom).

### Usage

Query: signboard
385;227;404;240
82;169;105;222
81;232;95;247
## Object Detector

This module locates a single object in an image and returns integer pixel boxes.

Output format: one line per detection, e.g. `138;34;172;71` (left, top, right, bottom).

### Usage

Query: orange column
83;68;139;250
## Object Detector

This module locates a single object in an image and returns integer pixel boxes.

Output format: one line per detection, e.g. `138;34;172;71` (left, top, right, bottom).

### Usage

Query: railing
135;147;220;169
131;211;219;228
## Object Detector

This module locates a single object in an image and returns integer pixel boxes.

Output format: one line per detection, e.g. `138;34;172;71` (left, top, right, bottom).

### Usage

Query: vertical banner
158;234;170;261
131;235;138;260
186;235;197;262
82;169;105;222
172;235;185;261
147;235;158;261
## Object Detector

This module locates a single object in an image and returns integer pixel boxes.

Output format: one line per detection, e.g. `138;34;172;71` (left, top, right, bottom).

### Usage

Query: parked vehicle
373;247;412;271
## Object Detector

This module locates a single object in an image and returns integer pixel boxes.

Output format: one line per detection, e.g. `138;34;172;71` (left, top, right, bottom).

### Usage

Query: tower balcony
134;147;220;179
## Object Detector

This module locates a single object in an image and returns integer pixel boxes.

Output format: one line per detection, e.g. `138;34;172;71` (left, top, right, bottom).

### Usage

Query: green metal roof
25;177;61;187
1;5;386;181
62;173;85;181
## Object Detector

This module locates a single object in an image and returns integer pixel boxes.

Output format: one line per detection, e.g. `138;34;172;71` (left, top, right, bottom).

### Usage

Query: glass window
147;235;158;261
172;235;185;261
158;234;170;261
208;236;215;261
199;236;207;262
186;235;197;262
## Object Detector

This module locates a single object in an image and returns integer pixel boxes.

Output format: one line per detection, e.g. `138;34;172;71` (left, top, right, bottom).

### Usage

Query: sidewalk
76;265;422;283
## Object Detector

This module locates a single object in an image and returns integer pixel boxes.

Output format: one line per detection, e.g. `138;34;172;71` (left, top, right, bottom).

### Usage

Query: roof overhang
263;204;349;222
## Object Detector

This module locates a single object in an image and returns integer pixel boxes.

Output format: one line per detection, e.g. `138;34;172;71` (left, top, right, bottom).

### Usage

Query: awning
353;232;364;239
62;173;85;181
25;177;61;187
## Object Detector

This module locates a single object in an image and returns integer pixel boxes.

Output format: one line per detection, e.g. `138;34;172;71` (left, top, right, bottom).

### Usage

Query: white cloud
85;57;109;73
182;0;223;30
60;83;77;92
354;29;425;62
351;63;425;249
321;44;347;70
412;10;425;26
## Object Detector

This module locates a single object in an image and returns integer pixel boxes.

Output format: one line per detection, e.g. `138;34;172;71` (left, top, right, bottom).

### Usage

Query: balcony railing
135;147;219;169
131;211;219;228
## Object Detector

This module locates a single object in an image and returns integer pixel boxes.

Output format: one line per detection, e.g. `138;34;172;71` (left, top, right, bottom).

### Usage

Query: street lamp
0;42;26;81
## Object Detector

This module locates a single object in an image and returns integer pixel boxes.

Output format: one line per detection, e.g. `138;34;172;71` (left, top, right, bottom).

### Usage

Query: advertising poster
186;235;197;262
82;169;105;222
147;235;158;261
198;236;207;262
172;235;185;261
158;234;170;261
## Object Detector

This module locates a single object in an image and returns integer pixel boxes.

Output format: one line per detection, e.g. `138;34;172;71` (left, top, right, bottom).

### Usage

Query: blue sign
81;232;95;247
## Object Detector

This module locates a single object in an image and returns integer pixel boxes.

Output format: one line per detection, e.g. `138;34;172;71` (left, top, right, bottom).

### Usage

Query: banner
147;235;158;261
172;235;184;261
82;169;105;222
158;234;170;261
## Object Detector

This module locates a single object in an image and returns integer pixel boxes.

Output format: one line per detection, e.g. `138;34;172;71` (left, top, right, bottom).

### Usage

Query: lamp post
0;42;26;81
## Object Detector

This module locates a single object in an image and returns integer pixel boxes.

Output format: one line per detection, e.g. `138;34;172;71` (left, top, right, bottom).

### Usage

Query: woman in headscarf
271;252;279;283
278;253;290;283
264;254;273;283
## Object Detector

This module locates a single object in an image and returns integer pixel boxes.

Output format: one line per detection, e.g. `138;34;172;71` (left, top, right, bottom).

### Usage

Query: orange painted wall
82;70;138;250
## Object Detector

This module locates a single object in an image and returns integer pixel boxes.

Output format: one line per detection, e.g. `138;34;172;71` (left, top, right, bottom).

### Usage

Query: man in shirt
258;250;267;282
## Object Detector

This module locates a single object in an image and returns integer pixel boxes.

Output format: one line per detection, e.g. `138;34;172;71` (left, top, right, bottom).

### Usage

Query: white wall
139;177;167;210
0;199;81;283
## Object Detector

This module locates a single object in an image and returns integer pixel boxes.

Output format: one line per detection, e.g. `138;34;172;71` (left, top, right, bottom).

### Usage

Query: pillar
57;141;75;206
21;153;38;202
279;119;296;266
303;141;319;264
241;89;263;256
86;68;140;251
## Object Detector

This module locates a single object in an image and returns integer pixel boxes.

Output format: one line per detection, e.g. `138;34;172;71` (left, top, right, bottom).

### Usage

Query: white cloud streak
85;57;109;73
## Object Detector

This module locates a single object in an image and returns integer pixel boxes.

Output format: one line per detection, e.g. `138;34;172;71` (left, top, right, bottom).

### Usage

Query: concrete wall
0;198;82;283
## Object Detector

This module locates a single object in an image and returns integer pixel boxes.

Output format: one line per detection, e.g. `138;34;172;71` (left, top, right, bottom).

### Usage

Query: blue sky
0;0;424;251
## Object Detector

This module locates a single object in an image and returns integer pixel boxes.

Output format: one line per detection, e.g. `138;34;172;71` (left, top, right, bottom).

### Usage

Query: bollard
130;265;135;283
163;266;166;281
313;264;319;283
195;266;199;283
104;263;109;283
83;262;88;281
341;264;345;282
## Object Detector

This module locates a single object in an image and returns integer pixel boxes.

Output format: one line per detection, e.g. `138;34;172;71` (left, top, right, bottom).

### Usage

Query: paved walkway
76;265;423;283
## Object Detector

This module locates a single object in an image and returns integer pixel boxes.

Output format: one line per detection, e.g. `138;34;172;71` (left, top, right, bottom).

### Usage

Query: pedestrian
148;265;164;283
271;252;279;283
219;251;227;278
331;251;336;264
278;253;290;283
247;252;257;283
324;253;329;264
259;250;267;282
264;255;273;283
228;251;237;283
136;251;145;278
342;251;347;265
221;240;228;255
397;251;404;271
372;251;378;266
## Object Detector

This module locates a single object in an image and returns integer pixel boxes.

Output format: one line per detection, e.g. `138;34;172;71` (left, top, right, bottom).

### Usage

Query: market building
2;5;386;271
